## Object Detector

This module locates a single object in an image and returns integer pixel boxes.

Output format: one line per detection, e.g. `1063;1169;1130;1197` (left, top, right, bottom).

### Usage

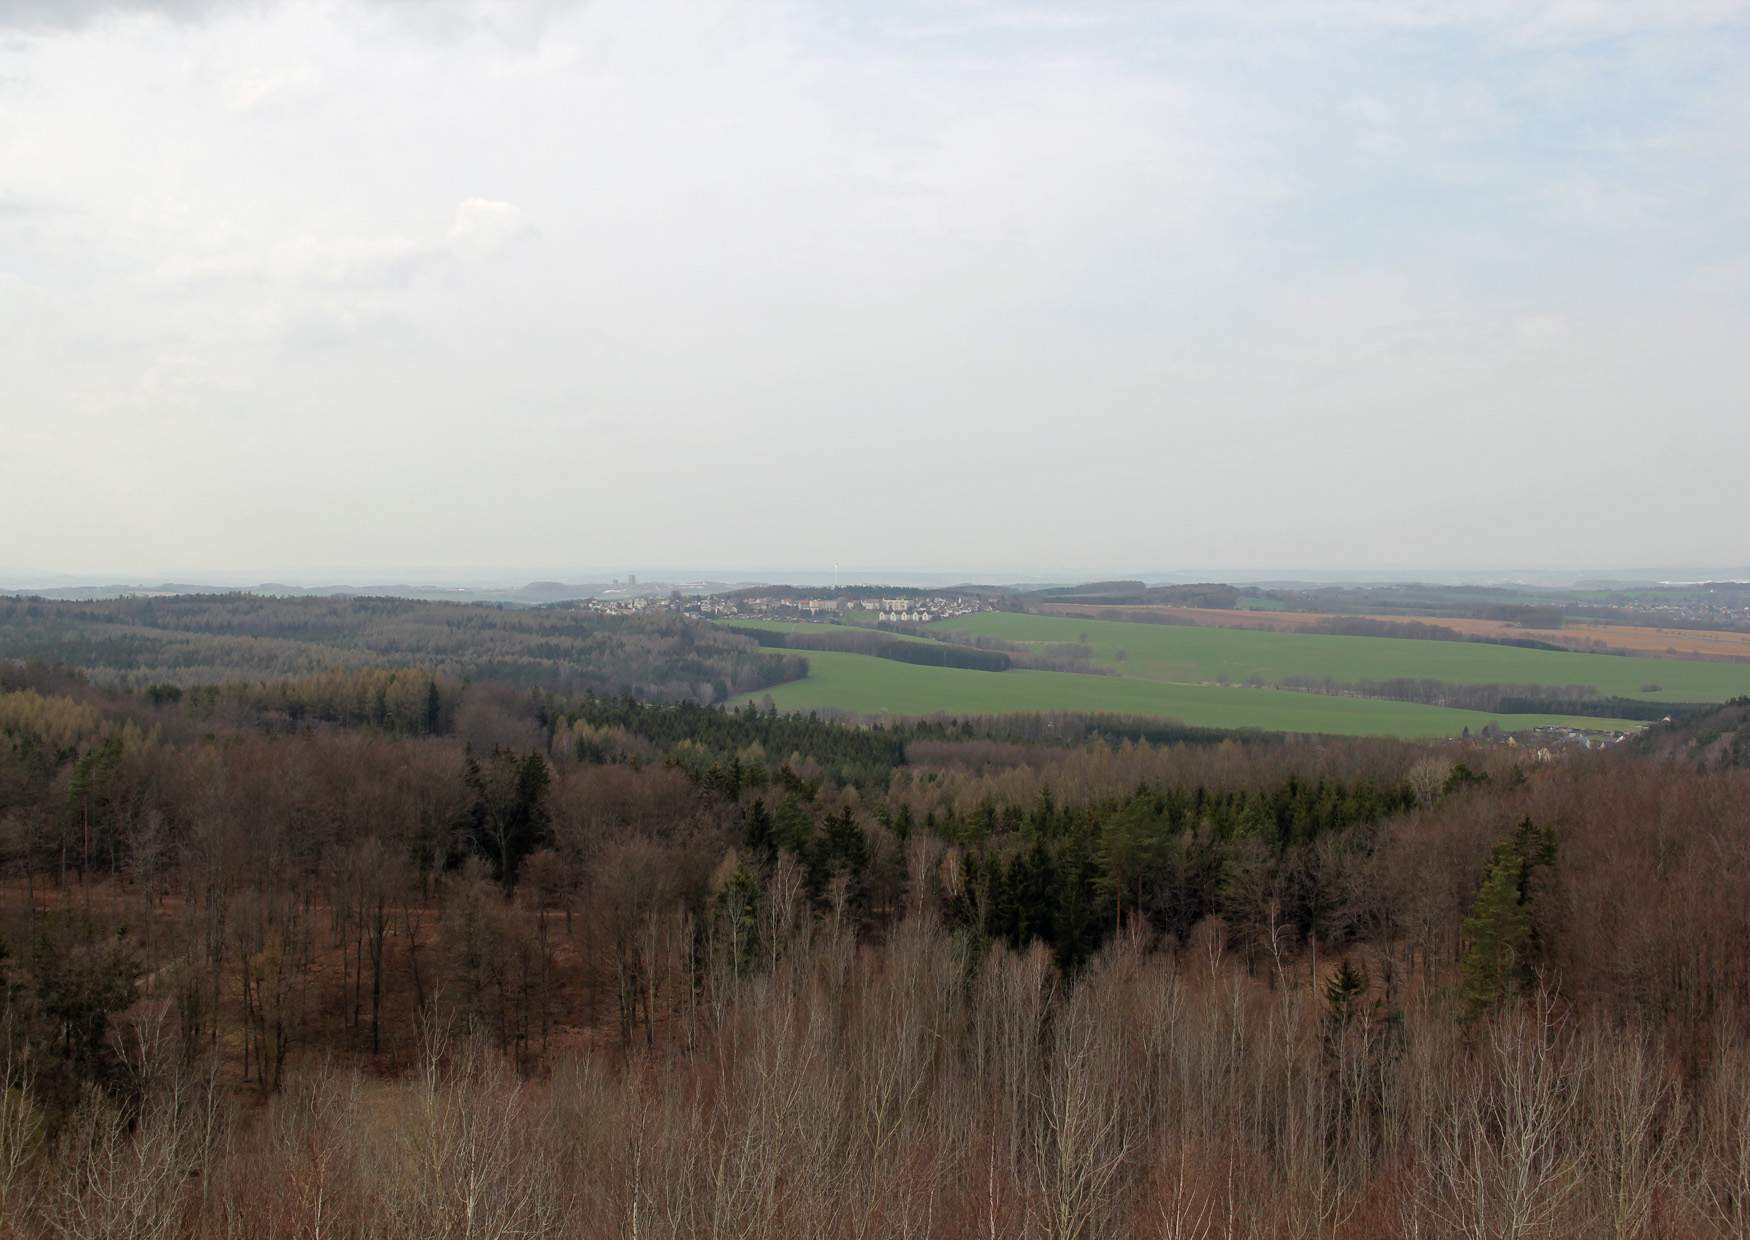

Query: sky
1;0;1747;584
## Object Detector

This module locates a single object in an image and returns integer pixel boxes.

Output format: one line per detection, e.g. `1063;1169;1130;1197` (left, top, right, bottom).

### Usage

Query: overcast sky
2;0;1746;583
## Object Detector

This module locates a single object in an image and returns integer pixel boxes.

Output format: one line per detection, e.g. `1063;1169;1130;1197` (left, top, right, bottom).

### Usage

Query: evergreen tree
465;748;553;888
774;793;813;857
1461;862;1528;1015
1325;957;1370;1030
821;807;870;916
1097;801;1157;930
1460;819;1555;1017
744;799;775;863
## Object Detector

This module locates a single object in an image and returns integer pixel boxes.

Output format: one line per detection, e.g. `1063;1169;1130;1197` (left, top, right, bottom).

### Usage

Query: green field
932;612;1750;703
711;609;1741;737
731;649;1641;739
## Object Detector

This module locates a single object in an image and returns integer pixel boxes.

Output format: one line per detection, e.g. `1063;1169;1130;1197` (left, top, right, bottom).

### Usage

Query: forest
0;634;1748;1236
724;622;1017;672
0;595;803;703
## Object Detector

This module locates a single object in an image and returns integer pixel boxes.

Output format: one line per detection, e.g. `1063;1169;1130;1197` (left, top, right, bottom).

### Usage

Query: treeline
1299;615;1573;652
551;696;909;788
548;696;1236;791
1030;581;1245;609
916;711;1251;748
169;666;452;734
1273;673;1683;721
0;594;803;702
724;623;1013;671
874;622;1110;674
1301;616;1467;642
732;620;1113;677
1268;583;1563;621
1480;603;1569;628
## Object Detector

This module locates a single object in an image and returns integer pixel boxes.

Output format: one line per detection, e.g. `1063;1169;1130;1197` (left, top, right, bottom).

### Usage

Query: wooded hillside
0;651;1747;1235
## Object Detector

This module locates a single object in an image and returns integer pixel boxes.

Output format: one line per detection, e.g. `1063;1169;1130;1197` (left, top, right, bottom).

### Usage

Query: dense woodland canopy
0;594;803;702
0;627;1749;1234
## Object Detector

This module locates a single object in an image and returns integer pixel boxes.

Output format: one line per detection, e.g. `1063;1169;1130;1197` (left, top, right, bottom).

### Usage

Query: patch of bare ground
1038;603;1750;661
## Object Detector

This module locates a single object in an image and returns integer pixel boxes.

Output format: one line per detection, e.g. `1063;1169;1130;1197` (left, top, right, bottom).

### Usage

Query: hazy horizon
4;1;1747;576
6;562;1750;595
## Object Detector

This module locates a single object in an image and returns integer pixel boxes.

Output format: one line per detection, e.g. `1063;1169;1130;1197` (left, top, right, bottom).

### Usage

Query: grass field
932;613;1750;703
730;650;1641;739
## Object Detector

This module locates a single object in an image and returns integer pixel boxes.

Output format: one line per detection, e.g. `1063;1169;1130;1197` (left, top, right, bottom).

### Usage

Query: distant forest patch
0;594;802;703
725;620;1111;676
725;623;1012;672
1270;675;1690;722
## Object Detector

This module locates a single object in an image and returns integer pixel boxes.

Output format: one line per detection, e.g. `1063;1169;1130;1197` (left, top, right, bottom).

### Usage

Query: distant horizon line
6;564;1750;593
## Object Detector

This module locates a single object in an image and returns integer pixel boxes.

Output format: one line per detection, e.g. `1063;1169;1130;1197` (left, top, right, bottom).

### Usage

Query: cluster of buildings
576;593;670;616
691;592;992;625
1598;583;1750;629
568;588;995;625
1507;725;1637;761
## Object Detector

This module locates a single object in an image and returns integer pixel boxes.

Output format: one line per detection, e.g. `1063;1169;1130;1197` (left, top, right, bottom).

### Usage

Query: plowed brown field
1038;605;1750;662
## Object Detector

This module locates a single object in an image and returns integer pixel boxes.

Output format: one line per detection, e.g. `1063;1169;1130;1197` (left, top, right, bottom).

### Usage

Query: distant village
1592;581;1750;630
694;591;994;625
571;586;995;625
1507;722;1642;760
573;594;672;616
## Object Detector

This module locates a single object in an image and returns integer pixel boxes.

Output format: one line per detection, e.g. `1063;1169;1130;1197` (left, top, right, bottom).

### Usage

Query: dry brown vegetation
1405;618;1750;661
6;892;1750;1239
2;664;1750;1237
1040;603;1750;661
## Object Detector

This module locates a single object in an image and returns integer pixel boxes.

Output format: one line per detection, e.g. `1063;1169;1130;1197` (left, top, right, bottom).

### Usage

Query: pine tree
1325;957;1370;1030
744;799;775;863
823;807;870;916
1459;819;1554;1017
1461;861;1529;1015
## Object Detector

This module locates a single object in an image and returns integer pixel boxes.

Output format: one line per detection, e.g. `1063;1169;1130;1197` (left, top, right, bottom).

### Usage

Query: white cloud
156;199;525;289
0;0;217;32
1514;314;1572;347
154;251;261;284
1228;0;1750;40
265;232;428;283
2;0;1747;575
447;197;527;253
227;63;320;110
